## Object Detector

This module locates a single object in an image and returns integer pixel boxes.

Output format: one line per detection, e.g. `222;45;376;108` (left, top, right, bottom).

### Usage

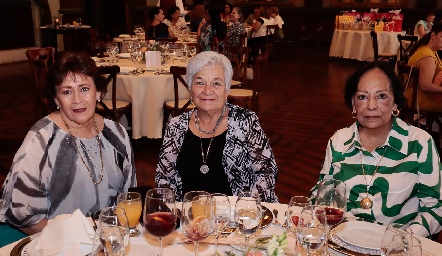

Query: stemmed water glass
234;191;262;252
143;188;177;256
386;234;422;256
380;223;413;256
211;193;231;254
287;196;310;235
181;191;214;256
117;192;142;237
182;43;190;62
106;43;119;64
296;205;328;256
315;178;347;227
189;46;197;58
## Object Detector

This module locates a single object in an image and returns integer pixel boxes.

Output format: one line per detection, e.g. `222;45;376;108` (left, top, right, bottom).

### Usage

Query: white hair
186;51;233;92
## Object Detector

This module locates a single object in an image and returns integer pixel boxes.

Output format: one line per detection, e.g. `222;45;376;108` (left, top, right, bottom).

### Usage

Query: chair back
170;66;192;116
225;46;251;87
396;62;419;124
25;47;55;120
89;42;121;57
266;25;279;45
251;53;266;113
370;31;380;61
397;34;418;63
89;28;111;43
97;65;121;120
211;36;225;53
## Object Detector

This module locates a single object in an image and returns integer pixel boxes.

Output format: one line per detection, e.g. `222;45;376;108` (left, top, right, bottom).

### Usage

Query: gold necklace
61;113;104;185
359;147;387;209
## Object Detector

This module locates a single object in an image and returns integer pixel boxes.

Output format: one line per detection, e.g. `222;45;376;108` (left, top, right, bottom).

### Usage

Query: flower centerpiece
225;232;288;256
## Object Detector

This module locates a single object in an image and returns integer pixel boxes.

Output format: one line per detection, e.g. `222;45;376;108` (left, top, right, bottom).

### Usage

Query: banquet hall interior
0;0;441;206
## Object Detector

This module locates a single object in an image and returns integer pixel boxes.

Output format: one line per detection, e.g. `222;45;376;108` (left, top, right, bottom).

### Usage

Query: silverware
272;209;281;226
281;210;288;228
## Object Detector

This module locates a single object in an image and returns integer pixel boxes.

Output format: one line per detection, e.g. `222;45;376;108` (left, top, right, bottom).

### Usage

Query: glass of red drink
143;188;177;256
315;179;347;227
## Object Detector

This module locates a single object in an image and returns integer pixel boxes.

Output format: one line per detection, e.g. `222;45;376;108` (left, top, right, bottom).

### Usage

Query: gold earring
351;109;357;119
392;109;400;117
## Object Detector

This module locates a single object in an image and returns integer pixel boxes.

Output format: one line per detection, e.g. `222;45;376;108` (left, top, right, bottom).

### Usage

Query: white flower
266;232;287;256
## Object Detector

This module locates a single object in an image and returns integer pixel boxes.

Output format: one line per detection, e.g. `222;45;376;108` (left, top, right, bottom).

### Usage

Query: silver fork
272;209;281;226
281;211;288;228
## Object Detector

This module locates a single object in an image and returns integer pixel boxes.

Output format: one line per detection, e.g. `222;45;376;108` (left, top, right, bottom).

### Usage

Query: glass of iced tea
144;188;177;256
117;192;142;237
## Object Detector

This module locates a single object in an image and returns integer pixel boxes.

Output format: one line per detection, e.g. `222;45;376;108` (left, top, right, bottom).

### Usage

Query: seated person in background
221;3;233;23
197;6;227;52
164;5;187;31
414;10;435;38
226;7;246;47
190;4;205;32
0;52;136;247
407;22;442;112
311;61;442;237
248;6;273;63
269;6;284;29
147;7;173;39
155;51;278;203
245;4;261;26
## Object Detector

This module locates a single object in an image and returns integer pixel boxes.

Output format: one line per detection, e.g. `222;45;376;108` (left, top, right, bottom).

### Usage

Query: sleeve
1;131;50;228
257;18;264;25
121;127;137;191
246;113;279;203
175;0;186;15
155;121;183;202
409;137;442;237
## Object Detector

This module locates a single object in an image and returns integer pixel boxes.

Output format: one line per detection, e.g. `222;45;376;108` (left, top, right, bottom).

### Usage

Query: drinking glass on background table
386;234;422;256
287;196;310;234
182;43;190;62
117;192;142;237
106;43;119;64
234;191;262;252
315;179;347;227
189;46;197;58
181;191;214;256
380;223;413;256
296;205;328;256
143;188;176;256
211;193;231;254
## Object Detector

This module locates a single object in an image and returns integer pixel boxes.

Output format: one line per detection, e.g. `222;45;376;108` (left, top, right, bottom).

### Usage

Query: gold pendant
360;197;373;209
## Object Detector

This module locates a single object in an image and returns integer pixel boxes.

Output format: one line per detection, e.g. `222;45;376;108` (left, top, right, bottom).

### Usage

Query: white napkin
118;66;136;74
35;209;95;256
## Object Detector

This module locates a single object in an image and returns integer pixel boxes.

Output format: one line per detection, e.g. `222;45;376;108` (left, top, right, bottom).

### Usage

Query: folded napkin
35;209;95;256
118;66;136;74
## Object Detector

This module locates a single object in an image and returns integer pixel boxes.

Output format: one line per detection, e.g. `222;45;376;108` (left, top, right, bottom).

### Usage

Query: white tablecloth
2;198;441;256
329;29;405;61
105;58;190;139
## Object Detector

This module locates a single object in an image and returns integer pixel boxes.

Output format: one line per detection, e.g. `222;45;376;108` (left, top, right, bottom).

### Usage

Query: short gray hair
186;51;233;92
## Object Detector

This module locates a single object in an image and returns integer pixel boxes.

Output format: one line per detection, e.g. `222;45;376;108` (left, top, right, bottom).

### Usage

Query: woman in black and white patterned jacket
155;51;278;203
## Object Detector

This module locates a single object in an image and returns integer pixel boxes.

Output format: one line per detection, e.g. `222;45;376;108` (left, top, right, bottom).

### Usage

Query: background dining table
329;29;405;61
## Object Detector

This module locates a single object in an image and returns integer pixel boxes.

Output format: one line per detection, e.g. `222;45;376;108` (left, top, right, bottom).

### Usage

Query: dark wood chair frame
397;34;418;63
225;46;251;88
370;31;397;66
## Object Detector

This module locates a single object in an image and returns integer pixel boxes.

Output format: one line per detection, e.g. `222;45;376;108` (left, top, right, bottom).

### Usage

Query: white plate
334;221;386;250
21;235;91;256
117;53;131;58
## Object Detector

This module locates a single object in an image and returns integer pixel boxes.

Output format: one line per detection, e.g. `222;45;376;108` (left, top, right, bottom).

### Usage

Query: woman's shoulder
102;118;130;139
409;45;436;65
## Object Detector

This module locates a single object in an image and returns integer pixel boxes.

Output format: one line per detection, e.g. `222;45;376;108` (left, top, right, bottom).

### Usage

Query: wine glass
315;178;347;227
234;191;262;252
211;193;231;254
189;46;197;58
94;206;130;255
169;49;176;65
296;205;328;256
117;192;142;237
287;196;310;235
181;191;214;256
143;188;176;256
182;43;190;62
386;234;422;256
106;43;119;63
380;223;413;256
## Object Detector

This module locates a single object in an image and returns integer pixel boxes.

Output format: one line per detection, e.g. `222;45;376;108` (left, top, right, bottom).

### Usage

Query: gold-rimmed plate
10;237;31;256
259;205;272;229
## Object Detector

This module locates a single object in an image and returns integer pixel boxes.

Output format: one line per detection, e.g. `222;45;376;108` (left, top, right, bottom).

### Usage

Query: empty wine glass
211;193;231;254
144;188;176;256
169;49;176;65
117;192;142;237
386;234;422;256
181;191;214;256
315;179;347;227
106;43;119;63
296;205;328;256
380;223;413;256
287;196;310;235
189;46;197;58
182;43;190;62
234;191;262;252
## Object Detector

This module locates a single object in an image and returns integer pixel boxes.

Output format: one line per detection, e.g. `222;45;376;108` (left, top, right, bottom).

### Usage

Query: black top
147;23;169;38
176;129;231;196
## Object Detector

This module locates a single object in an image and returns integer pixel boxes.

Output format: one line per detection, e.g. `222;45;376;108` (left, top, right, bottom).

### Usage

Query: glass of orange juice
117;192;142;237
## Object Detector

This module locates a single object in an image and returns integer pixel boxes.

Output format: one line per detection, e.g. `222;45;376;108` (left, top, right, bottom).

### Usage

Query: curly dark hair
43;51;107;112
167;6;180;20
409;22;442;57
344;61;406;110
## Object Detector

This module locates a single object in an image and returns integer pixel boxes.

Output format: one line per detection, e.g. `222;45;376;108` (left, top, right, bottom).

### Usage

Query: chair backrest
370;31;380;61
211;36;225;53
89;42;121;57
396;62;419;124
97;65;121;120
225;46;251;86
397;34;419;63
89;28;111;43
170;66;192;116
266;25;279;45
25;47;55;120
251;53;267;114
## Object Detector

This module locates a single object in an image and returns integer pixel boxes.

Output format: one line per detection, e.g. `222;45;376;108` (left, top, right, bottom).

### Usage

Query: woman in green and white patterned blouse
312;61;442;237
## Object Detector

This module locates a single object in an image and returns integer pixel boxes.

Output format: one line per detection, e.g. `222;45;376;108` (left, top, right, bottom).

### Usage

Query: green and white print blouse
312;117;442;237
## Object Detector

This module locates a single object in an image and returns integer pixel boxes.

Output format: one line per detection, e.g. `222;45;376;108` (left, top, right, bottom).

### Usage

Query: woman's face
270;12;277;18
191;64;227;113
426;14;435;23
172;9;180;21
430;31;442;51
225;5;231;14
55;73;101;125
155;9;165;22
352;68;397;131
231;8;241;22
254;7;260;16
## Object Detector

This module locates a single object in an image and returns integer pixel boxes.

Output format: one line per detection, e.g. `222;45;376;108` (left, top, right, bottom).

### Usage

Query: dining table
329;29;405;61
1;197;441;256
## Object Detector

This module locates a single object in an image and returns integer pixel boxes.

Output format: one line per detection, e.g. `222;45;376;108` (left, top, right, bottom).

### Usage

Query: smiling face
426;14;435;23
55;73;101;125
231;8;241;22
254;7;260;17
190;64;227;114
172;9;180;21
352;68;397;131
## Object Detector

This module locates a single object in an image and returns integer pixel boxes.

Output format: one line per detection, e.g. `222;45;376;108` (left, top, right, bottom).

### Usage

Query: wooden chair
370;31;397;66
89;28;111;43
228;53;266;114
163;66;196;131
88;42;121;58
211;36;225;53
96;65;132;123
397;34;418;63
25;47;55;121
266;25;279;45
224;46;251;88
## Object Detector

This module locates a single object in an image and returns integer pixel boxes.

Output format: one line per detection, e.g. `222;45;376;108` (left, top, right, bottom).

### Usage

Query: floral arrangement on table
224;232;288;256
145;40;165;53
